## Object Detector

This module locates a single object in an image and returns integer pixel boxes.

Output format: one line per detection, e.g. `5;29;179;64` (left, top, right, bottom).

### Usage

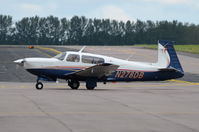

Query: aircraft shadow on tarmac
44;87;122;91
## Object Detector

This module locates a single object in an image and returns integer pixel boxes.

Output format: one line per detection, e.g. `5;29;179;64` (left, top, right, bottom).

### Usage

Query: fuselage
17;51;184;82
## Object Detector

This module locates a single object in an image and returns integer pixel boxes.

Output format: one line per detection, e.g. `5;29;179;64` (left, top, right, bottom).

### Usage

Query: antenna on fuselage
79;46;86;53
126;54;133;61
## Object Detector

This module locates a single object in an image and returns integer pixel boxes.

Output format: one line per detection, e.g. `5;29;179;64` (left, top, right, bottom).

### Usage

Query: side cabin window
66;54;80;62
82;55;104;64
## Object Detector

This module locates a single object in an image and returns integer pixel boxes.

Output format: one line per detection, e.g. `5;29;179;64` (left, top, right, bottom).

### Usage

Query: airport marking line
170;79;199;85
34;46;62;57
113;83;191;89
35;49;52;58
35;46;61;54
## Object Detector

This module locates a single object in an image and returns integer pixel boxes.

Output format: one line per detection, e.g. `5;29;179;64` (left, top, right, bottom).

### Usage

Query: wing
68;63;119;79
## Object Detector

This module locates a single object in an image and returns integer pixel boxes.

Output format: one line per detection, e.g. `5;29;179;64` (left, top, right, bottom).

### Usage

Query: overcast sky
0;0;198;23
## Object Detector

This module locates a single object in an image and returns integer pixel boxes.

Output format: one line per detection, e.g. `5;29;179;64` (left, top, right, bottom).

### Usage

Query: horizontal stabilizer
158;68;178;72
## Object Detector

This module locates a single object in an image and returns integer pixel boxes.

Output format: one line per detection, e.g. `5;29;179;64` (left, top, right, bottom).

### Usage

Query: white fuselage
21;51;160;72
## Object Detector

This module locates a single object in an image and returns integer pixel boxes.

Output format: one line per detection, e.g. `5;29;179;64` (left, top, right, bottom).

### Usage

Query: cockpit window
53;52;66;60
66;54;80;62
82;55;104;64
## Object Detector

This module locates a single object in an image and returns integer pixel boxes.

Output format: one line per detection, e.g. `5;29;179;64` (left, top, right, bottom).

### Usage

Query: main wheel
68;79;80;90
36;82;43;90
86;84;95;90
86;80;96;90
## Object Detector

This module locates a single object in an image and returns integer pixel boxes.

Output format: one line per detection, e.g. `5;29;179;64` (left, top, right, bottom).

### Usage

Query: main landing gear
68;79;80;90
68;79;97;90
86;79;97;90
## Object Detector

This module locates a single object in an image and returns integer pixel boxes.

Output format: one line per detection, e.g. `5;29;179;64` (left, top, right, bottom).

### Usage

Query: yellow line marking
113;83;190;88
0;85;5;88
35;46;61;54
20;85;25;88
56;85;67;88
170;79;199;85
35;49;52;57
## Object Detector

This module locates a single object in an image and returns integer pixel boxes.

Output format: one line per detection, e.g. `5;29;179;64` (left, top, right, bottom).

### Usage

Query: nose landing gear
36;82;43;90
35;77;44;90
67;79;97;90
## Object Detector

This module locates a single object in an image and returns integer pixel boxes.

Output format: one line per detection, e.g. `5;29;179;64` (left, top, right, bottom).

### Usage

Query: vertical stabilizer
157;40;184;73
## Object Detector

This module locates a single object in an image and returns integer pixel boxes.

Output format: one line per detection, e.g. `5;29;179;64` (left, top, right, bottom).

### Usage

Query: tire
86;85;95;90
86;79;96;90
36;82;43;90
68;80;80;90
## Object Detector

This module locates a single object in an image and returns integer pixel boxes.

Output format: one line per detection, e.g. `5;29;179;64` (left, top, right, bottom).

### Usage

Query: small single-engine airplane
14;40;184;90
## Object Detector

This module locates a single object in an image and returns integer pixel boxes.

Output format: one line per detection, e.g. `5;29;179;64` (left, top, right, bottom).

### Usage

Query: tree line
0;15;199;45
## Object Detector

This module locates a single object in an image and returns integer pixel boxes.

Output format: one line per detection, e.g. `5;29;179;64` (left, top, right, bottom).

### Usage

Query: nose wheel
36;82;43;90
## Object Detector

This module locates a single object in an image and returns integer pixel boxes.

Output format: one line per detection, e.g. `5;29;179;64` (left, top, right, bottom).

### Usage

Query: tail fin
156;40;184;73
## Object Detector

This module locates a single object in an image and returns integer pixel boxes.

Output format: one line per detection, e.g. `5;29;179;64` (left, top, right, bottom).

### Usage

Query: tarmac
0;45;199;132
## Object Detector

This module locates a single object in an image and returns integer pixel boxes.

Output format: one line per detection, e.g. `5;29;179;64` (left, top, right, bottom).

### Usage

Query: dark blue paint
27;69;76;79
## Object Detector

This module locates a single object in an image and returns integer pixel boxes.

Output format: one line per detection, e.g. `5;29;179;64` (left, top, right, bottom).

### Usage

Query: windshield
53;52;66;60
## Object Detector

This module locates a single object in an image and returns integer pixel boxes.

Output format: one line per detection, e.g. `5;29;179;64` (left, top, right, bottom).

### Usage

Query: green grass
135;44;199;54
